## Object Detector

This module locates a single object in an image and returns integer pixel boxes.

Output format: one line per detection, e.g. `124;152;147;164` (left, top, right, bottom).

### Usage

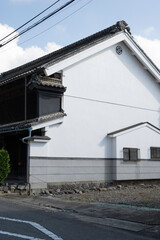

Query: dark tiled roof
0;112;66;134
108;122;160;136
28;74;66;90
0;21;130;84
38;76;64;88
37;112;66;123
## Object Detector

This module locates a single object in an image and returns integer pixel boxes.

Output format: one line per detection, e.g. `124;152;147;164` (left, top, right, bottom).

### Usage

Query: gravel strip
52;184;160;209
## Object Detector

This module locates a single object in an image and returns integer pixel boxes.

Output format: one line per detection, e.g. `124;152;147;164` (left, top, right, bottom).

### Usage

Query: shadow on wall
99;136;116;182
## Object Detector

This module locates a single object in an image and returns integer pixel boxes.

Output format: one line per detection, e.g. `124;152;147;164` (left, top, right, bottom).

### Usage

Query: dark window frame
38;90;62;117
150;147;160;160
123;148;139;161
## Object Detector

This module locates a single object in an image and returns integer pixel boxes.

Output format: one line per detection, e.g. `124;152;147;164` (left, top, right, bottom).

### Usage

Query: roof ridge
0;20;130;83
108;122;160;136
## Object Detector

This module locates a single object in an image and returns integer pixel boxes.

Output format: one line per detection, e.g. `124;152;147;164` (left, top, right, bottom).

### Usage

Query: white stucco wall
112;125;160;159
29;40;160;188
31;42;160;158
109;125;160;180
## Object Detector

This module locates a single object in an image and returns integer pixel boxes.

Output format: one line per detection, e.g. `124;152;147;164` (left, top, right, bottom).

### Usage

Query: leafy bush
0;148;10;184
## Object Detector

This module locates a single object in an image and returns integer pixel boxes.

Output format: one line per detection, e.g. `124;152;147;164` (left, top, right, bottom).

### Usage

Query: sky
0;0;160;72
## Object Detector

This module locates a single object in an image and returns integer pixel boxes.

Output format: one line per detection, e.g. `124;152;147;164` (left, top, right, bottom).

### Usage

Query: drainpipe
21;127;32;144
21;127;32;195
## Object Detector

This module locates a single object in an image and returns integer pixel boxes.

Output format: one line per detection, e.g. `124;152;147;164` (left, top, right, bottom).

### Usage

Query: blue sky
0;0;160;72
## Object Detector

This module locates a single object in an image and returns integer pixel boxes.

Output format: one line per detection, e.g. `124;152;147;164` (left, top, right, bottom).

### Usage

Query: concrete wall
29;156;116;189
115;159;160;181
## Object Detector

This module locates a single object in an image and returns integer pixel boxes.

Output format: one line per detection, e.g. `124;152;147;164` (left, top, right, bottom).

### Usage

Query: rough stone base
45;179;160;196
46;181;112;195
0;183;30;195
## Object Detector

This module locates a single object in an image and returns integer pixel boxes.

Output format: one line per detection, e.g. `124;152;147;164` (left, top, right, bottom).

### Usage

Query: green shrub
0;148;10;184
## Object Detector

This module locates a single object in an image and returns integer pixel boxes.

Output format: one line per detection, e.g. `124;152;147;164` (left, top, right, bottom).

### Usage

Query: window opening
150;147;160;159
123;148;139;161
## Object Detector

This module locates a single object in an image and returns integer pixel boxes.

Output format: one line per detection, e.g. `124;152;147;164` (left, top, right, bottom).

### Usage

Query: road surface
0;197;155;240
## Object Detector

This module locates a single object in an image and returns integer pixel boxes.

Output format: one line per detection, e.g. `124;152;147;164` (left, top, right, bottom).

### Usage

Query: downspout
21;127;32;144
21;127;32;195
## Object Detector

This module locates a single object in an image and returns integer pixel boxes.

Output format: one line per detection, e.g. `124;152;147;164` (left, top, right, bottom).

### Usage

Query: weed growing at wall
0;148;10;184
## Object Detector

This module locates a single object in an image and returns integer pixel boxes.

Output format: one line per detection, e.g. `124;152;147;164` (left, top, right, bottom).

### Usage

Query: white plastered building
0;21;160;189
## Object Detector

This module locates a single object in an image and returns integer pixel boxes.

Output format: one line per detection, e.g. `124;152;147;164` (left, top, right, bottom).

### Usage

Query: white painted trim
31;117;64;131
123;32;160;81
30;139;49;143
45;33;125;75
44;32;160;82
108;123;160;138
147;125;160;134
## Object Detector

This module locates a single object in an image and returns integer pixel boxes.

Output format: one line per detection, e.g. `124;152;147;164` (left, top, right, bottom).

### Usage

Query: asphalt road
0;198;155;240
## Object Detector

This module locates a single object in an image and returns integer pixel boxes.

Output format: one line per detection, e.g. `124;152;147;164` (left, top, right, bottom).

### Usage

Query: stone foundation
0;183;30;195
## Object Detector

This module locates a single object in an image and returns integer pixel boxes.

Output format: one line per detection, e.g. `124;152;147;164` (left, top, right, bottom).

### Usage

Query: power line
0;0;75;47
0;0;93;52
19;0;94;47
0;0;75;48
65;94;160;113
0;0;93;53
0;0;61;42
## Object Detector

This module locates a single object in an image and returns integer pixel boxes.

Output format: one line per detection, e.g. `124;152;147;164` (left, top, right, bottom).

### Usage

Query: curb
73;215;149;232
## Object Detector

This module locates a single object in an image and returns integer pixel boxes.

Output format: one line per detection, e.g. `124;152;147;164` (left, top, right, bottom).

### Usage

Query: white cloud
0;23;62;73
44;42;62;52
0;23;160;74
143;26;155;37
134;35;160;69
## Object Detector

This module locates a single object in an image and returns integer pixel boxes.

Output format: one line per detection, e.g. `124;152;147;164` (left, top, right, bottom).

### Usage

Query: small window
150;147;160;159
39;92;61;116
123;148;139;161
